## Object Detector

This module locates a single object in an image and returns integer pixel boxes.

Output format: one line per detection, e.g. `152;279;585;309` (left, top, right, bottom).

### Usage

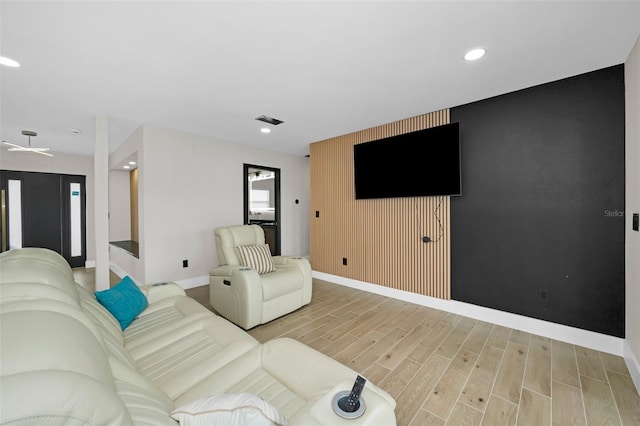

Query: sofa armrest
140;282;185;304
273;256;312;305
209;266;263;329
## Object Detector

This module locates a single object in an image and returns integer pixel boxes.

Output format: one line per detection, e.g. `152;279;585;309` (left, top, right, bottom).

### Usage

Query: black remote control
338;375;366;413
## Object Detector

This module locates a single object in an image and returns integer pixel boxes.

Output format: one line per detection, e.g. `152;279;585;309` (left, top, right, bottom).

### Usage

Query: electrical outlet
342;258;347;266
182;259;188;268
315;211;320;218
633;213;639;231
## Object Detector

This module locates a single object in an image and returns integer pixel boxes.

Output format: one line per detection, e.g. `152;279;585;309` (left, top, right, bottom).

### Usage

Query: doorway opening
243;164;281;256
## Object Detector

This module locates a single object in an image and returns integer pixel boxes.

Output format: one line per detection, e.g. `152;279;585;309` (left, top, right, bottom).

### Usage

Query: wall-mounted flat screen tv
354;122;461;199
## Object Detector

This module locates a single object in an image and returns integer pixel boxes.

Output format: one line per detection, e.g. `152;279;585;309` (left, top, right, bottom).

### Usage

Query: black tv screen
354;122;461;199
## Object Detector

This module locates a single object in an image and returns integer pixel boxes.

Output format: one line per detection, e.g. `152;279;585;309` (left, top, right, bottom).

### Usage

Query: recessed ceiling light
70;129;81;135
464;48;486;61
260;128;271;134
0;56;20;67
129;161;136;165
123;165;130;169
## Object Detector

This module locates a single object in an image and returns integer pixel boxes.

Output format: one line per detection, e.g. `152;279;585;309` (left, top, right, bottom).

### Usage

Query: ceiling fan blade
4;141;54;156
30;149;54;157
3;141;25;149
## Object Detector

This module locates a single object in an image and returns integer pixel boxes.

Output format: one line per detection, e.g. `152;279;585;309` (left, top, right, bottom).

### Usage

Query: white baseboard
623;340;640;395
108;262;207;290
313;272;625;357
85;260;96;268
174;275;209;290
108;262;128;279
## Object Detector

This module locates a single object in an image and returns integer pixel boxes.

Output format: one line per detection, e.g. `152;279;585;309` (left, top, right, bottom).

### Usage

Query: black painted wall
450;65;625;337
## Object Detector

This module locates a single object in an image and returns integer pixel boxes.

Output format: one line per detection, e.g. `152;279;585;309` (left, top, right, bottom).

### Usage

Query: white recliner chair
209;225;312;329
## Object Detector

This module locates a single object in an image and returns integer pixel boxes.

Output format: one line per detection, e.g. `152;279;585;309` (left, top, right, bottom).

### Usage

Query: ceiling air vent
255;115;284;126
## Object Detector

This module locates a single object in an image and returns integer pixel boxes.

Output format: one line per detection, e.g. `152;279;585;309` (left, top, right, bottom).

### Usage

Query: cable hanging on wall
416;196;445;243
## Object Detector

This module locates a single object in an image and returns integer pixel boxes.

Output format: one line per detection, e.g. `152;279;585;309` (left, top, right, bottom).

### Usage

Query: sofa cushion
123;296;214;350
171;393;287;426
128;315;260;400
95;276;149;330
261;265;304;301
0;247;79;304
237;244;276;274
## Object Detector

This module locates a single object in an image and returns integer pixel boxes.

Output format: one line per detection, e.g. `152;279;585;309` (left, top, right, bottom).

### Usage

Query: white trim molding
108;262;128;280
85;260;96;268
313;272;625;357
623;340;640;394
173;275;209;290
109;261;208;290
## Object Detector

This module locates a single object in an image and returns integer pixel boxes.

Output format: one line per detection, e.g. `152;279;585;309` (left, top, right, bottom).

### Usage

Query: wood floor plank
481;396;518;426
248;314;312;342
510;329;531;346
333;330;385;365
424;350;479;420
378;323;434;370
379;357;423;399
396;355;451;426
493;342;528;404
581;375;622;425
376;302;424;334
441;312;463;327
576;345;608;382
347;301;400;336
409;409;446;426
462;321;494;354
552;381;586;426
398;305;445;332
486;325;511;350
459;345;504;412
361;362;391;385
446;402;483;426
327;291;385;316
408;322;454;364
437;319;475;359
551;339;580;388
322;308;380;341
283;313;347;343
348;327;407;372
600;352;631;376
309;331;360;357
516;388;550;426
523;338;551;397
607;370;640;425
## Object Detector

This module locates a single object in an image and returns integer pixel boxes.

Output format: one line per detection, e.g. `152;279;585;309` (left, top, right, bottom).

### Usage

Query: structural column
94;116;110;290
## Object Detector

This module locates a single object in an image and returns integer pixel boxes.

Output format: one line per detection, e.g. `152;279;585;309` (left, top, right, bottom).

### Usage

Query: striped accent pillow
237;244;276;274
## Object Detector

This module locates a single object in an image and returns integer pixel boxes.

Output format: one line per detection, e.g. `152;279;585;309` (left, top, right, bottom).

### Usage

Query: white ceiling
1;1;639;158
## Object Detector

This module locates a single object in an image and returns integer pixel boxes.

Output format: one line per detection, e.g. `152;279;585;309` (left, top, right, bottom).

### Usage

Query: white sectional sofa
0;248;397;425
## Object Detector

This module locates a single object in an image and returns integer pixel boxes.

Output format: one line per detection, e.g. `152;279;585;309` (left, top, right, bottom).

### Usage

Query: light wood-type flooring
186;279;640;426
74;269;640;425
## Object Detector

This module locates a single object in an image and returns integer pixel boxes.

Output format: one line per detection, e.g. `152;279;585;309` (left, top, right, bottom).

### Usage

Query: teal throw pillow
95;275;148;330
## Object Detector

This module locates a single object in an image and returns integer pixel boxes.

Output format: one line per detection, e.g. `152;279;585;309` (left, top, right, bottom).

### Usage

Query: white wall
109;124;310;286
108;170;131;241
109;126;145;282
625;35;640;390
0;150;96;264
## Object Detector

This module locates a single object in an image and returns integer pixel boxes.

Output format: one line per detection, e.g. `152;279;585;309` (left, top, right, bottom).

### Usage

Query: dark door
243;164;281;255
0;170;86;267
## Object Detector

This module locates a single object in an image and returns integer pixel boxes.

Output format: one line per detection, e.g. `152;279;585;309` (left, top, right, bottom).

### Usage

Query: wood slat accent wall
310;109;451;299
